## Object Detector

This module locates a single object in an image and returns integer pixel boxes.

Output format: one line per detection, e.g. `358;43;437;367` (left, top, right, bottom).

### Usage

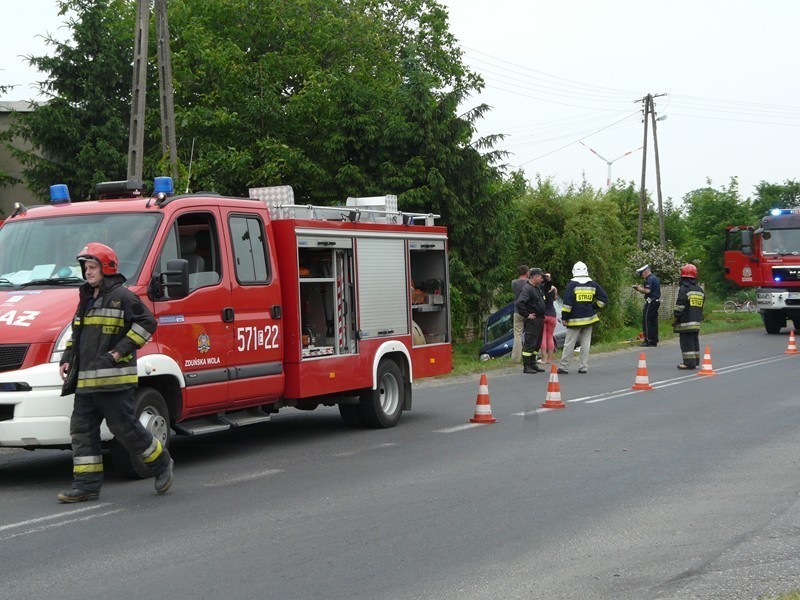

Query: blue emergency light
771;208;782;216
154;176;174;196
50;184;71;204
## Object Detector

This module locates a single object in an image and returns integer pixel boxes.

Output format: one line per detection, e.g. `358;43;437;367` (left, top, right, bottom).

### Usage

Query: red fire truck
0;178;452;474
724;208;800;334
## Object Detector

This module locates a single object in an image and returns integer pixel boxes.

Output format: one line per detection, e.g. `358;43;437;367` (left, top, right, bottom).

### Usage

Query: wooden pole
636;94;650;249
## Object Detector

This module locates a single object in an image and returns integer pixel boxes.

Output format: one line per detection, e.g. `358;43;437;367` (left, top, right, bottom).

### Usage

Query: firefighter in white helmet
557;261;608;375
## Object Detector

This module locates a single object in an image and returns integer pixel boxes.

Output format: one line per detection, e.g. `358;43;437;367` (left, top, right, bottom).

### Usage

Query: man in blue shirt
634;264;661;347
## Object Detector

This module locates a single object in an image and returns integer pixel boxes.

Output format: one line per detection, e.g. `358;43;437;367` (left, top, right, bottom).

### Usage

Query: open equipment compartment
409;238;449;345
297;236;356;359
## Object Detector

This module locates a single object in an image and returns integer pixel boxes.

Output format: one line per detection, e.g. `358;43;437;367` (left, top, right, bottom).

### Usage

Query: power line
513;111;640;167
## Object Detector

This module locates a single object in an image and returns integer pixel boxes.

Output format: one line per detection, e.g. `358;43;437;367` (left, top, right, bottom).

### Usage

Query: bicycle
722;293;756;314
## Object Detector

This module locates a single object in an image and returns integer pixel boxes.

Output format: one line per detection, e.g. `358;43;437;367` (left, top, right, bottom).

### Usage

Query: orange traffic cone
785;330;799;355
631;352;654;391
541;364;566;409
697;346;717;376
470;374;497;423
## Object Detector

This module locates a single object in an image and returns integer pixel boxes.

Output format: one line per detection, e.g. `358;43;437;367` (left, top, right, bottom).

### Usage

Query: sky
2;1;800;203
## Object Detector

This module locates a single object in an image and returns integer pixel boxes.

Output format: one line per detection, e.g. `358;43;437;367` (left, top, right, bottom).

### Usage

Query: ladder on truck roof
249;186;440;226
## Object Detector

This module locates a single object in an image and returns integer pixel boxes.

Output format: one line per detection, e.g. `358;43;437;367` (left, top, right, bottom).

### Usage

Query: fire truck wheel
763;311;785;334
359;359;404;428
111;387;171;479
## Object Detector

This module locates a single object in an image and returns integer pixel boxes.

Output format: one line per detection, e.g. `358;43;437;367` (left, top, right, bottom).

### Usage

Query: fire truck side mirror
741;230;753;256
153;259;189;300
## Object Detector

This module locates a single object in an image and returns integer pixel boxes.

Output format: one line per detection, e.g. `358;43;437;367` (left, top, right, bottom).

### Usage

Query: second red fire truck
725;208;800;334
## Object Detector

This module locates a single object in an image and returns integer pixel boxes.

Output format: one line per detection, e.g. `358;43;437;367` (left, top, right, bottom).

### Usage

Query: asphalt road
2;329;800;600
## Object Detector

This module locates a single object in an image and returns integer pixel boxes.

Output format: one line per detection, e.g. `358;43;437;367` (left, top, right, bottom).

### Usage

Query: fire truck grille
0;345;29;372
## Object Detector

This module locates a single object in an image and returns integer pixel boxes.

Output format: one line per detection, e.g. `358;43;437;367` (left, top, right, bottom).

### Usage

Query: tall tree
510;177;630;339
13;0;513;332
752;179;800;217
682;177;752;295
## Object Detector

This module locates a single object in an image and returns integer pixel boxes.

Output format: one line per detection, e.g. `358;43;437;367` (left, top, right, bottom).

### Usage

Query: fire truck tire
359;359;404;428
111;387;171;479
763;311;785;334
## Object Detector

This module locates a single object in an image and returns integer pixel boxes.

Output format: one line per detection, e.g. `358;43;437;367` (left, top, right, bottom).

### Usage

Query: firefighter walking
673;263;705;370
58;243;174;503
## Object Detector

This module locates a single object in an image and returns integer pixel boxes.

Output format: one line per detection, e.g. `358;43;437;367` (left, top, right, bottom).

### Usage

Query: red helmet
680;263;697;279
77;242;118;275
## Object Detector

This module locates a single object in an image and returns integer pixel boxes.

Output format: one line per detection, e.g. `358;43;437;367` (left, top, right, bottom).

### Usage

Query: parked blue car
478;299;567;361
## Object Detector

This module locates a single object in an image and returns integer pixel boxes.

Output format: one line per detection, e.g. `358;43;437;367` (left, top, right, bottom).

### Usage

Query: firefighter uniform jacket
560;279;608;327
61;273;157;393
673;278;704;332
516;281;546;320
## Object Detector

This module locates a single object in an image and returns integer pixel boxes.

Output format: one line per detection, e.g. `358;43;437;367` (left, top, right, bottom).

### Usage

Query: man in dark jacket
673;263;704;370
633;264;661;347
58;242;174;503
516;268;547;374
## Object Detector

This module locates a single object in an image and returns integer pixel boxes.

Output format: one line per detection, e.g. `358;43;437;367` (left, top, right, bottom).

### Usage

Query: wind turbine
579;141;642;188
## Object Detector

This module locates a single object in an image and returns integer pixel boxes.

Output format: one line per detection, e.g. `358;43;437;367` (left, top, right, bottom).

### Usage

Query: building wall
0;102;43;218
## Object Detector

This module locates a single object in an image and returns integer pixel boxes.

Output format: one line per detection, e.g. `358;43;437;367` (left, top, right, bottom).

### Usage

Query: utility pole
649;95;666;248
127;0;149;183
636;94;650;249
155;0;178;181
635;92;667;249
127;0;179;184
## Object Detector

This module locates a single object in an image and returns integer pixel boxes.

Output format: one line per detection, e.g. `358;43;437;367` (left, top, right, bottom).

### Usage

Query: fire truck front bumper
757;288;800;311
0;363;111;448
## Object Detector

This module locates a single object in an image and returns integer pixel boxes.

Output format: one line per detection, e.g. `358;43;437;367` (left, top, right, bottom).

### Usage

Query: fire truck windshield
0;213;160;286
762;228;800;256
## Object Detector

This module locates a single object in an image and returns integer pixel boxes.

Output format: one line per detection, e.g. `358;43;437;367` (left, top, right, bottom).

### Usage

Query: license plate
788;292;800;300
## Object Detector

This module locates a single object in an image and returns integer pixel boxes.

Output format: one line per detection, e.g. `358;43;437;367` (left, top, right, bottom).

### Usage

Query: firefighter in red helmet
57;242;174;502
673;263;704;369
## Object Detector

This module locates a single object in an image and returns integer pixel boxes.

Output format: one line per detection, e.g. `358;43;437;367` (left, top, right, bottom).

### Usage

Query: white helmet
572;261;589;278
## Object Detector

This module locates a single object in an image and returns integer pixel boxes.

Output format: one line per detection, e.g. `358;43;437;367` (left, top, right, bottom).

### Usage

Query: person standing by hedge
511;264;530;363
633;264;661;347
516;268;546;374
557;261;608;375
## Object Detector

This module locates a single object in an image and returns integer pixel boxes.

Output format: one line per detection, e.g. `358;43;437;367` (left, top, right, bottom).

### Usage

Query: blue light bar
771;208;782;216
50;184;71;204
154;176;174;196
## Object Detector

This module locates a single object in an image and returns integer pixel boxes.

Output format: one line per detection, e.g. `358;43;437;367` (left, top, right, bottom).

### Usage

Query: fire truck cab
725;208;800;333
0;178;452;474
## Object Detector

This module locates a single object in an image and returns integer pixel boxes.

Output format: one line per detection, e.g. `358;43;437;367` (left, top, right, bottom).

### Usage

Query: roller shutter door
356;238;409;337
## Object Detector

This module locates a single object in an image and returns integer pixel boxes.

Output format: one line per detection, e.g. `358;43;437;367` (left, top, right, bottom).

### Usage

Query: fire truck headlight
50;322;73;363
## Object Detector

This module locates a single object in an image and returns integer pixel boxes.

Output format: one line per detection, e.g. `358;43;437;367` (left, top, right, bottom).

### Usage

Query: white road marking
331;442;398;457
434;423;484;433
0;502;114;532
456;354;796;426
0;508;124;541
201;469;283;487
573;355;793;405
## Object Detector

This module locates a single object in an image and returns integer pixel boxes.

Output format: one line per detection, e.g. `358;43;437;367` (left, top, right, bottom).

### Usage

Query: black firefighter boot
523;357;538;374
